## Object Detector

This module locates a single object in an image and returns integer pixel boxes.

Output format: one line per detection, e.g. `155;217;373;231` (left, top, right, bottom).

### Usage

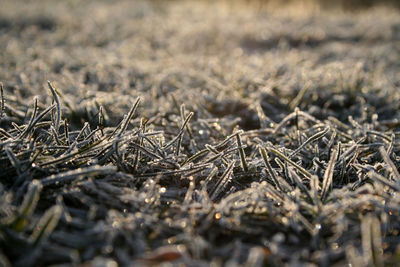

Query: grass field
1;0;400;266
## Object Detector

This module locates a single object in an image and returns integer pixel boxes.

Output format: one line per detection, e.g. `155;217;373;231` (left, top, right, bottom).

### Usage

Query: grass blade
321;149;338;202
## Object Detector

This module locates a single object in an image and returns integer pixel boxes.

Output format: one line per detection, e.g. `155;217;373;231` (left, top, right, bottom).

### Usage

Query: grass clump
0;0;400;266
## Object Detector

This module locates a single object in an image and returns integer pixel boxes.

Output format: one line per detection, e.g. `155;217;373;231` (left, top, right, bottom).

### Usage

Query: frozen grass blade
5;146;22;176
133;121;146;173
176;104;192;156
181;149;209;166
255;102;270;129
12;180;42;231
266;145;312;179
183;181;195;206
289;127;330;158
40;165;117;187
62;122;90;155
17;97;38;140
30;205;62;247
361;215;384;267
204;166;218;186
379;146;400;180
129;140;163;160
289;82;311;110
18;103;56;140
136;163;210;178
289;168;314;204
366;130;392;143
310;175;322;210
0;82;5;119
367;171;400;191
210;161;235;201
39;133;109;167
204;145;245;164
63;119;70;145
163;111;193;151
118;97;140;137
98;105;105;136
205;144;229;165
47;81;62;132
235;131;248;172
274;108;320;134
50;125;61;146
321;149;338;202
259;146;283;192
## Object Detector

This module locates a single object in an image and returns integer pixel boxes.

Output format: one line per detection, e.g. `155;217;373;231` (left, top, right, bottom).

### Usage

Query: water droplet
331;243;339;250
214;213;221;220
315;224;322;230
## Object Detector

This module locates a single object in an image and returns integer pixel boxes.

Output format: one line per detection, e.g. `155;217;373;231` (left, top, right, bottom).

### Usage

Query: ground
0;0;400;266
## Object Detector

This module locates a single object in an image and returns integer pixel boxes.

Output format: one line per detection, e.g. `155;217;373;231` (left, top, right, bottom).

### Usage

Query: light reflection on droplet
112;220;120;228
177;244;185;252
215;213;221;220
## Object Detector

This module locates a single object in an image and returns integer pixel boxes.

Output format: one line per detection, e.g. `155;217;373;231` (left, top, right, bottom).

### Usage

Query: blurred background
227;0;400;9
0;0;399;127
